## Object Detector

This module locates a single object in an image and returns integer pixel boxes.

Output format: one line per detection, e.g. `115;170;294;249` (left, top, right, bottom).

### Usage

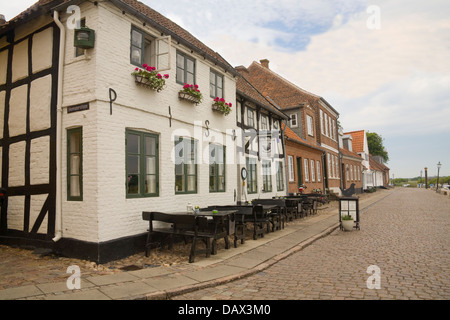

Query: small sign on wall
67;103;89;114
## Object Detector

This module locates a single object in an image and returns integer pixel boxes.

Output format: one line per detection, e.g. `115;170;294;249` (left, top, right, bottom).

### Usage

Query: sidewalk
0;190;392;300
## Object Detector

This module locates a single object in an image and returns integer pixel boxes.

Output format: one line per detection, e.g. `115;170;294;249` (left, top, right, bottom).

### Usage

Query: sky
3;0;450;179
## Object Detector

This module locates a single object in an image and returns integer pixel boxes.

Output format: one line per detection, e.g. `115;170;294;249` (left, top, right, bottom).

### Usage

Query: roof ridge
250;61;321;100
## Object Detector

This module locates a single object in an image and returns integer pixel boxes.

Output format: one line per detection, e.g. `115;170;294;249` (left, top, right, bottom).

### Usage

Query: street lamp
436;162;442;192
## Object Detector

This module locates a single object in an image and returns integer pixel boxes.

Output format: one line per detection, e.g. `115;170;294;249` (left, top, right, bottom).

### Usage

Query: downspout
53;10;65;242
281;120;288;195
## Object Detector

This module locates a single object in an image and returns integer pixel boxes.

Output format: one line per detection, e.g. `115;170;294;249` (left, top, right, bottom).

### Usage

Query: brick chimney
260;59;270;69
0;14;6;26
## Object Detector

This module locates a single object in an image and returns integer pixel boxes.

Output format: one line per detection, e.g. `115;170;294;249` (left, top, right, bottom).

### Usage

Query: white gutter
53;10;65;242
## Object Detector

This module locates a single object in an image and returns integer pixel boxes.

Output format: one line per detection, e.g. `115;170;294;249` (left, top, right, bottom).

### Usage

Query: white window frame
304;158;309;182
288;156;295;182
320;110;324;135
311;160;315;182
307;115;314;136
317;160;321;182
290;113;298;128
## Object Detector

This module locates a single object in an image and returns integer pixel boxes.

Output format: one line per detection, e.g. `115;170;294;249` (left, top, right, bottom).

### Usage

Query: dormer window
290;113;298;128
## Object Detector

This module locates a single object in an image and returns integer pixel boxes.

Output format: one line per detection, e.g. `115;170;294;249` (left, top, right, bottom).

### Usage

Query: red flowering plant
212;97;232;116
179;83;203;103
132;64;169;92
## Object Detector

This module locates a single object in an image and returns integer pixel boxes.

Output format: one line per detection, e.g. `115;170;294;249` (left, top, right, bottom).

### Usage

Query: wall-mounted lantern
74;27;95;49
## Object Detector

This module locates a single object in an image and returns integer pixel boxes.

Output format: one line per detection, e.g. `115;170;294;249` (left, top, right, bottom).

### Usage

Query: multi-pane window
126;130;159;198
276;161;284;191
290;113;298;127
247;108;255;128
311;160;315;182
175;137;197;194
67;127;83;201
261;115;268;131
317;160;321;182
304;158;309;182
131;27;154;67
210;70;224;98
246;157;257;194
209;144;226;193
288;156;294;182
307;115;314;136
262;160;272;192
320;110;324;134
176;51;195;85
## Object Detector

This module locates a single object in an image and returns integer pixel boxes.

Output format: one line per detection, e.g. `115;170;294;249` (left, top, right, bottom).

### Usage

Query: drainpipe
53;10;65;242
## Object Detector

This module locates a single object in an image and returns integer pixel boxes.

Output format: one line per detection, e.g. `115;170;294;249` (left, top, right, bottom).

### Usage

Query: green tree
367;132;389;162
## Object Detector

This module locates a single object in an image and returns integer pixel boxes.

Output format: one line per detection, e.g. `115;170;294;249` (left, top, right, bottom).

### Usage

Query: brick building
240;60;342;195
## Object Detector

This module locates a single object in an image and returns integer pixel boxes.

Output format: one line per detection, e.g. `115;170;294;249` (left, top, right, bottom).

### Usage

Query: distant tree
367;132;389;162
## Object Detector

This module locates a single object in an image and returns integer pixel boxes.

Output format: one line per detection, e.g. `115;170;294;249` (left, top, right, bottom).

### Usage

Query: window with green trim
276;161;284;191
210;70;224;98
246;157;257;194
262;160;272;192
175;137;197;194
130;27;155;67
67;127;83;201
126;130;159;198
176;51;195;85
209;144;225;192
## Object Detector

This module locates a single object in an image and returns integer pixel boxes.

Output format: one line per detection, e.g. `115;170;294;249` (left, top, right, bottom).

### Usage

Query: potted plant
132;64;169;92
212;97;232;116
341;215;354;231
179;83;203;104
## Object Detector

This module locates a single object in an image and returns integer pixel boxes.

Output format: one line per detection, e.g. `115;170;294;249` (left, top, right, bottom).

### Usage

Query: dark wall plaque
67;103;90;114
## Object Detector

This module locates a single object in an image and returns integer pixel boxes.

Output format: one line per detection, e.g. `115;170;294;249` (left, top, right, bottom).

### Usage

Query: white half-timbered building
0;0;288;263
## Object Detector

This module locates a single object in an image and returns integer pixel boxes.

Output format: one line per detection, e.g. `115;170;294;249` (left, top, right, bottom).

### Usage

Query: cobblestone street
174;188;450;300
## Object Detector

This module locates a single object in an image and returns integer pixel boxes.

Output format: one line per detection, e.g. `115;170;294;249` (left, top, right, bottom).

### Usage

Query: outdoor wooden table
142;209;237;262
252;199;286;231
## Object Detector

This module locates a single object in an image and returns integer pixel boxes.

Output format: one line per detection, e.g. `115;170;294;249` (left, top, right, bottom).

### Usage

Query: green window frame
126;130;159;198
276;161;284;192
209;144;226;193
67;127;83;201
262;160;272;192
210;69;224;98
175;137;198;194
130;26;155;67
176;51;196;85
246;157;258;194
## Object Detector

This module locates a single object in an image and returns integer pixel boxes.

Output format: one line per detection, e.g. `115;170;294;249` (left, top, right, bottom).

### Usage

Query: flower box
132;65;169;92
179;91;201;104
211;97;232;116
178;84;203;105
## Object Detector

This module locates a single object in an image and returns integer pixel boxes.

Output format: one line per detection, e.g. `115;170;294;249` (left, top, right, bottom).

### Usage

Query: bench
142;212;219;263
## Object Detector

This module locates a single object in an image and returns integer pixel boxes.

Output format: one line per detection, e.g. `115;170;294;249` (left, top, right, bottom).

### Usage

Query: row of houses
0;0;389;263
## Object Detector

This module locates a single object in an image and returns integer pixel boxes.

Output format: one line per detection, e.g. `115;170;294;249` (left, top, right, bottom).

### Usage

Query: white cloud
2;0;37;21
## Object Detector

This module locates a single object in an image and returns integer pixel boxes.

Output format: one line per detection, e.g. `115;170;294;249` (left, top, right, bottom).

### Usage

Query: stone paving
173;188;450;300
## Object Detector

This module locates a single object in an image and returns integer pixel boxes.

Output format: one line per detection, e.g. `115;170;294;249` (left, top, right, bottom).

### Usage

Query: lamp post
436;162;442;192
